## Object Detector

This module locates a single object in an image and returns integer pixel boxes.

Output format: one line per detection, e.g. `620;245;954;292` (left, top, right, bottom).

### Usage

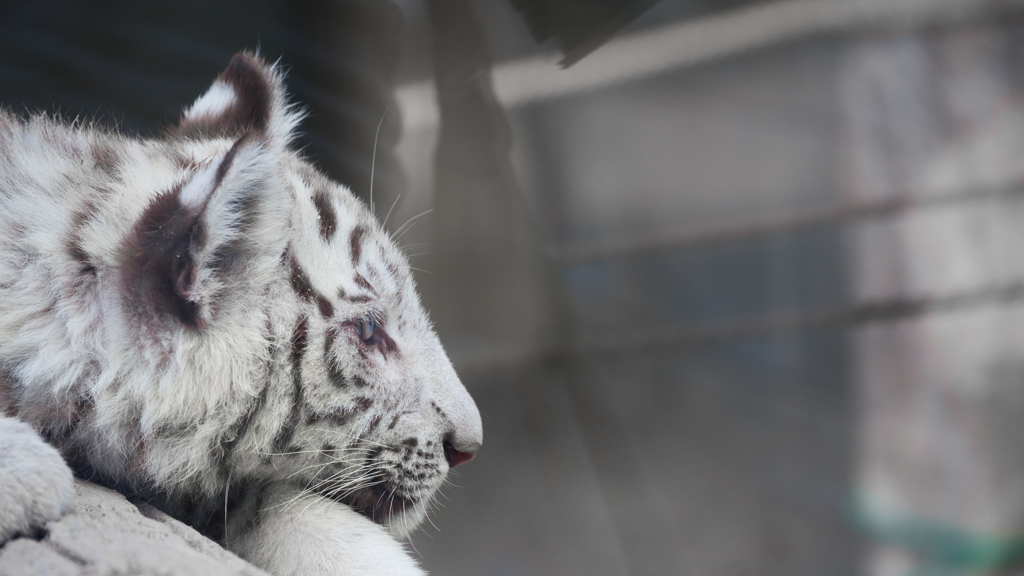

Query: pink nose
444;440;479;468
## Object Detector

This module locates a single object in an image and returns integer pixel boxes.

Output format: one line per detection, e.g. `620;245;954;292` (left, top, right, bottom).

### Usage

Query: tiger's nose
430;346;483;468
441;400;482;468
443;438;480;468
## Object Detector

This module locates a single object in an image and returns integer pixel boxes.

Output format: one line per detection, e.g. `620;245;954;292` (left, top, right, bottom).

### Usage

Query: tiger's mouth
325;479;417;525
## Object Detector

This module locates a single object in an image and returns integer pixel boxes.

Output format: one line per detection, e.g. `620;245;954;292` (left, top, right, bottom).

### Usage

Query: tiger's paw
227;484;426;576
0;417;75;541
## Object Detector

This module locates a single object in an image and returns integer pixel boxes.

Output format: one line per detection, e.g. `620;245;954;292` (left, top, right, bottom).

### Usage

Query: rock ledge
0;480;267;576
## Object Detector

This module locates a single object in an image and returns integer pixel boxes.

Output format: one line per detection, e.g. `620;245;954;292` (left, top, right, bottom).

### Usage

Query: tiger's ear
177;52;302;146
123;135;290;329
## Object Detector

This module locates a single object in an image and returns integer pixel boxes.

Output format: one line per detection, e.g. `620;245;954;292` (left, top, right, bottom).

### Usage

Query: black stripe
353;273;375;294
365;415;382;435
0;369;17;417
316;296;334;318
273;315;308;451
324;328;350;388
67;199;99;274
214;133;251;190
350;226;366;263
313;191;338;241
290;255;334;318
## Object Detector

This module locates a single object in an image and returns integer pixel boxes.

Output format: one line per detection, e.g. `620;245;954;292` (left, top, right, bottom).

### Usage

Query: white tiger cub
0;53;482;576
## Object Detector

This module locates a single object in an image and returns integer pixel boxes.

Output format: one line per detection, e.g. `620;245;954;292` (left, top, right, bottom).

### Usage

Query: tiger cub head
120;53;481;537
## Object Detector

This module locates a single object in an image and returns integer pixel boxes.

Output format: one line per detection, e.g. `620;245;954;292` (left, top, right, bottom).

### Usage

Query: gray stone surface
0;480;268;576
0;539;80;576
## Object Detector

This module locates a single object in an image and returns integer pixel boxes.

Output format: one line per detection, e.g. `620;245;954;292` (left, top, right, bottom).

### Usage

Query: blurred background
7;0;1024;574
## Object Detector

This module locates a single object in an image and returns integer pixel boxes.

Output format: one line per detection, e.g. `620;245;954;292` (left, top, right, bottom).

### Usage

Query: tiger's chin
327;480;431;537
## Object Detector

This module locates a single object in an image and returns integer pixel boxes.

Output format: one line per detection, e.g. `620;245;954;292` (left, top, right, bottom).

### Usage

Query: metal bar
553;181;1024;265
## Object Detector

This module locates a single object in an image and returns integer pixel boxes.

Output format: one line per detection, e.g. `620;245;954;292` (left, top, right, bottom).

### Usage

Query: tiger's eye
360;320;376;342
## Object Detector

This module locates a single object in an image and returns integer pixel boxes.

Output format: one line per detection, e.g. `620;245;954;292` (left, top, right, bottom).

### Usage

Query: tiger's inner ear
177;52;301;145
123;136;289;329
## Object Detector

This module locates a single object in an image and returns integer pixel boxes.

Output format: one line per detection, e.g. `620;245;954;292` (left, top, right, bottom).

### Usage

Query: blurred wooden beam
553;181;1024;265
398;0;1024;130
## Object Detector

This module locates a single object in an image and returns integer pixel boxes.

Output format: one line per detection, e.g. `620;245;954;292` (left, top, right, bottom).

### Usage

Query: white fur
228;484;425;576
0;417;74;540
185;81;236;121
0;53;481;576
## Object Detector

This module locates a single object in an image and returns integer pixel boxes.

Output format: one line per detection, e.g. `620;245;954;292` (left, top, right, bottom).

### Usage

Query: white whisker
382;193;402;230
391;209;432;241
424;509;440;533
223;470;231;532
259;446;366;457
369;106;389;216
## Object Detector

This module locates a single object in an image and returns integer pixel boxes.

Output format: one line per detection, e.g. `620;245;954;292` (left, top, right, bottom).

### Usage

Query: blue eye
359;320;377;343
